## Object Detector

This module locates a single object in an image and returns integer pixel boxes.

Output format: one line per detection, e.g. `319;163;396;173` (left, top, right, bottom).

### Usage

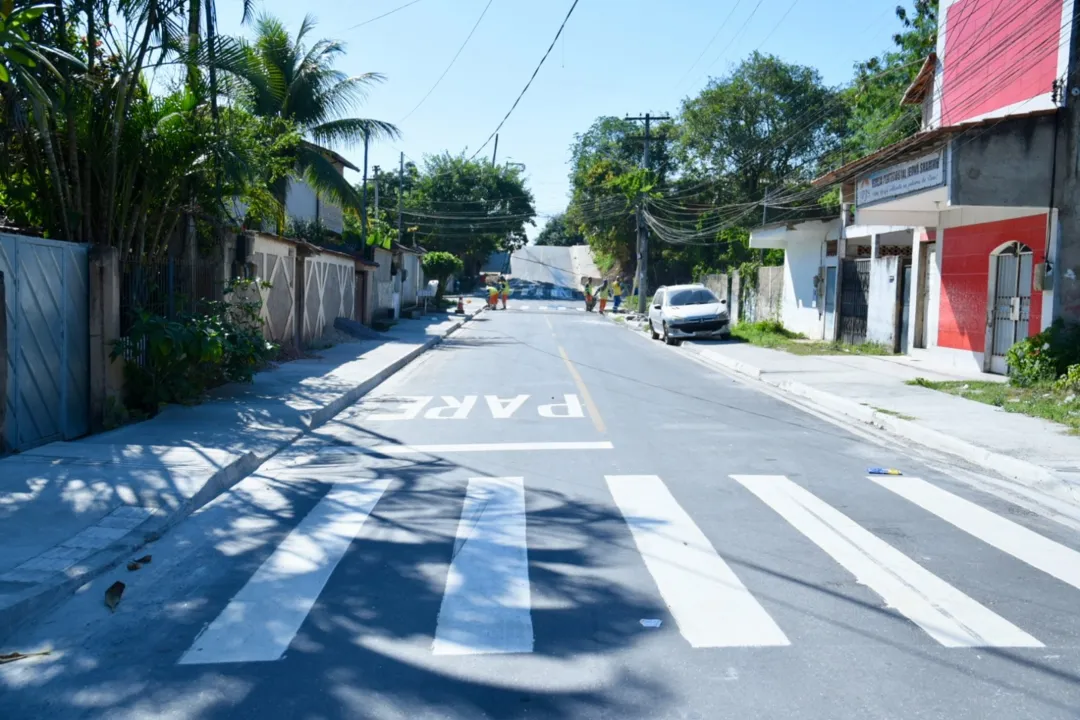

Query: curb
0;314;474;645
680;342;1078;501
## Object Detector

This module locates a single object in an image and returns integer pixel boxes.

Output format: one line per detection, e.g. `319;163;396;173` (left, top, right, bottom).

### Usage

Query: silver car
648;284;730;346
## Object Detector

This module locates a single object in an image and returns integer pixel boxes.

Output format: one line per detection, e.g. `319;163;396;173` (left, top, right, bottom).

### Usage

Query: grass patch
906;378;1080;432
730;320;894;356
870;406;916;421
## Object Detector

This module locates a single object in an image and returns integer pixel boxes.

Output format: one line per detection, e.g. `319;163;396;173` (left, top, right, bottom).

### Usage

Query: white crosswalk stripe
732;475;1043;648
870;475;1080;591
607;475;789;647
176;471;1070;664
433;477;534;655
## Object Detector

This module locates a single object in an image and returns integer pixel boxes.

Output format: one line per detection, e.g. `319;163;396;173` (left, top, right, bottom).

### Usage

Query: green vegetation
731;321;893;356
422;251;465;302
906;378;1080;433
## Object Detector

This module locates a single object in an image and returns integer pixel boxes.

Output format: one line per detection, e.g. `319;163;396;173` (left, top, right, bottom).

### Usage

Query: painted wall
251;234;297;345
867;256;902;348
285;178;318;225
937;214;1046;353
303;252;356;344
782;241;826;339
936;0;1070;126
400;252;423;307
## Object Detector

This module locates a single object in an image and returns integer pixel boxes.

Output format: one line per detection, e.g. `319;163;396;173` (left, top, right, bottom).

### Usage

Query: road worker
597;280;610;314
499;276;510;310
612;278;623;312
583;279;594;312
486;280;499;310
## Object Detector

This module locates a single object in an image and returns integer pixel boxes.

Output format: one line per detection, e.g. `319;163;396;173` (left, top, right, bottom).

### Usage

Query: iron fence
119;256;226;335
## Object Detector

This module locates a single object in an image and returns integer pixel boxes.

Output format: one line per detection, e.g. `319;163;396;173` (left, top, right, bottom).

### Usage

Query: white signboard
856;149;945;206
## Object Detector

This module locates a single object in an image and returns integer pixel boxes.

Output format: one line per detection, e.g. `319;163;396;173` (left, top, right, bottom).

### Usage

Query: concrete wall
867;256;902;348
754;266;784;323
284;177;345;235
950;113;1058;208
399;251;423;307
303;252;356;344
783;241;826;339
251;234;297;345
250;233;356;346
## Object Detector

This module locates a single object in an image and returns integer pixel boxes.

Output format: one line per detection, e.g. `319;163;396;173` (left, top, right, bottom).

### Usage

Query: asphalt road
3;301;1080;719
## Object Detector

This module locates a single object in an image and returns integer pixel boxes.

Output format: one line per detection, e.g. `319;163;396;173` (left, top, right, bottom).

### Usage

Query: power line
674;0;745;90
469;0;582;160
344;0;426;32
399;0;495;122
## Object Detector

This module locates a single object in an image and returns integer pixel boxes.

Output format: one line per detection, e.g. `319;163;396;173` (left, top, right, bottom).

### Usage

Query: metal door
823;266;837;340
839;259;870;345
1;234;89;451
989;244;1033;375
899;263;912;353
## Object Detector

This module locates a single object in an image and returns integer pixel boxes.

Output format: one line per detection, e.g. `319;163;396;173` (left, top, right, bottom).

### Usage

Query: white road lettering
484;395;530;419
424;396;478;420
364;396;432;421
538;394;585;418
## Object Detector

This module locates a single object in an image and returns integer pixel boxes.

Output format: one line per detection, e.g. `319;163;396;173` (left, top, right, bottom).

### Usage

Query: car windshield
667;288;719;306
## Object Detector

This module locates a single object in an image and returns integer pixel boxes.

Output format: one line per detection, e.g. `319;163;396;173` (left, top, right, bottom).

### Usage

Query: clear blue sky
219;1;905;238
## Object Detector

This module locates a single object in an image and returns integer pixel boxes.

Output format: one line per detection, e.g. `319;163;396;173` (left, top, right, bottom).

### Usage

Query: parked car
647;284;730;345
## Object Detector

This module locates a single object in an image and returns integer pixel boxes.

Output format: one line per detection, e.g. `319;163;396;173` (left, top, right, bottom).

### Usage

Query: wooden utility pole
399;152;408;247
626;113;670;313
360;131;370;249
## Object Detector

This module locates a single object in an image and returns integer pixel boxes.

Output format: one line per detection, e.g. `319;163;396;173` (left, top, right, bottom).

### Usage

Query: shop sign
856;149;945;206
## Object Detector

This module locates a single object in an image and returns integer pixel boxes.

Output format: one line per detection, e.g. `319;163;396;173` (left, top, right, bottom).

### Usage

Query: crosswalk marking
870;476;1080;592
606;475;790;648
732;475;1043;648
371;441;614;454
178;479;392;664
433;477;533;655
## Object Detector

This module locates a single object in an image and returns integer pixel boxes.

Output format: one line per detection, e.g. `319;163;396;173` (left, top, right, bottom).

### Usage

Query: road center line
557;346;606;434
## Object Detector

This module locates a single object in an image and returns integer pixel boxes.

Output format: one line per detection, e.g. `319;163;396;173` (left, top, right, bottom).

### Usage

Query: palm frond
310;117;400;148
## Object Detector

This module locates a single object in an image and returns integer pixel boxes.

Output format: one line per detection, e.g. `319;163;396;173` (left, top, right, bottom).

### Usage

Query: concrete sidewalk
0;310;475;641
674;338;1080;504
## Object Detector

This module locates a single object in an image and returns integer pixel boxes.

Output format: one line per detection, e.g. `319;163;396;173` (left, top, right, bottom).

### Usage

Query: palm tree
242;14;399;216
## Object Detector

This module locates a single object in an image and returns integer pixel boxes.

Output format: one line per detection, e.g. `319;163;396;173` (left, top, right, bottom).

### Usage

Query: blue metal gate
0;233;90;451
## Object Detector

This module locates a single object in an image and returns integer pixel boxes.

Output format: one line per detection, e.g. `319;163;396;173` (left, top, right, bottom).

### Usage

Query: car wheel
719;332;731;341
649;321;660;340
663;323;679;346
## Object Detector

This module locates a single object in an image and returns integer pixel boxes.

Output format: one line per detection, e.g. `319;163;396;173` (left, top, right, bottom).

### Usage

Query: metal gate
839;259;870;345
989;243;1033;375
0;234;90;451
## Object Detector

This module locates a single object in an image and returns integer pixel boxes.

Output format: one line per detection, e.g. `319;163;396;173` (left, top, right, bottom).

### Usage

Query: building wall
936;0;1070;126
937;213;1046;353
250;234;296;344
284;177;344;235
867;256;902;348
303;252;356;344
949;114;1059;208
782;241;826;339
400;252;423;307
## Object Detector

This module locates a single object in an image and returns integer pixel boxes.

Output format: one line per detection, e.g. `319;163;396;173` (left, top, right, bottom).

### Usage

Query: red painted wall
942;0;1062;125
938;215;1046;352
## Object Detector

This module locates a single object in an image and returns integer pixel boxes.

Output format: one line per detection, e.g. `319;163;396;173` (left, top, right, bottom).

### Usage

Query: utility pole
626;112;671;314
373;165;381;226
360;131;370;249
760;185;771;263
398;152;407;247
492;133;499;166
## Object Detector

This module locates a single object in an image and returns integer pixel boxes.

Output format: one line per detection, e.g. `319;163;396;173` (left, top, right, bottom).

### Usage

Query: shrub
113;278;277;415
1056;364;1080;392
1005;320;1080;387
422;251;465;301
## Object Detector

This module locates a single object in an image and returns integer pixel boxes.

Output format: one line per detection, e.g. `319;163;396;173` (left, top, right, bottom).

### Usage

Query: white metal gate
0;233;90;451
989;242;1033;375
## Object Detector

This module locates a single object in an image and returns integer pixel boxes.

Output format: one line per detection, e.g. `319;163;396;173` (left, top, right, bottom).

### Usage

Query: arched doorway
987;241;1034;374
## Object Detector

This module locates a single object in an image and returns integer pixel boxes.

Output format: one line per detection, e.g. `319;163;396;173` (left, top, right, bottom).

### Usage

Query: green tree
422;250;464;302
845;1;938;158
241;14;399;217
406;152;536;274
535;213;583;246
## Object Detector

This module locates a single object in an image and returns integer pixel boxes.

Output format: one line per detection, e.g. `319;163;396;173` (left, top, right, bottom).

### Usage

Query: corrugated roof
901;53;937;106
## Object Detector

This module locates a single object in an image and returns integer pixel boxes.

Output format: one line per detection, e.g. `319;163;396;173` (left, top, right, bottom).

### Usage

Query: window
652;291;664;307
666;288;719;306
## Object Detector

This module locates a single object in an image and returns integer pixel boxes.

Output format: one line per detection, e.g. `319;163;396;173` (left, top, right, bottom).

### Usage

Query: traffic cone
455;296;465;314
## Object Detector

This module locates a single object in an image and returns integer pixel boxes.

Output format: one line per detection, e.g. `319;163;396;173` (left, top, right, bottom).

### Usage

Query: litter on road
640;619;663;628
